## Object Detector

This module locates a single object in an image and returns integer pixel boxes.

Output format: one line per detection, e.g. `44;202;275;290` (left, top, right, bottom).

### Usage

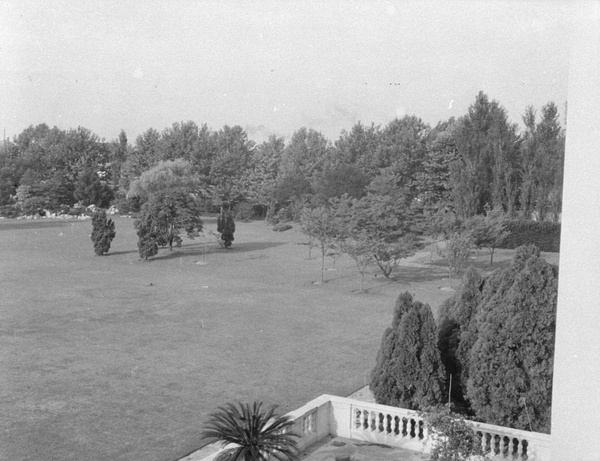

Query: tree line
0;92;564;225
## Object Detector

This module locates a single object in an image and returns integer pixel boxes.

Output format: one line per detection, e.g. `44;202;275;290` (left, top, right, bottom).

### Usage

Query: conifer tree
91;209;116;255
437;267;484;411
466;245;557;433
371;292;445;410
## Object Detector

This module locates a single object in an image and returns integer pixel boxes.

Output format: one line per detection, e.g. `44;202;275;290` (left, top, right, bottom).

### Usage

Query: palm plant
201;402;299;461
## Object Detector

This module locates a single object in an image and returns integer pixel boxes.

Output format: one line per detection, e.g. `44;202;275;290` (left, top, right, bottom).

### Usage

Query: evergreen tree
437;267;484;411
74;167;113;207
466;245;557;433
371;292;445;410
91;209;116;255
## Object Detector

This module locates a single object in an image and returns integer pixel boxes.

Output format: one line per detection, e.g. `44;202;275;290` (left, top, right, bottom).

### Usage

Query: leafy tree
466;245;558;433
339;239;374;292
332;121;382;176
371;292;445;410
299;206;343;283
127;159;202;200
450;92;520;217
208;125;255;208
463;206;509;265
519;102;565;222
417;119;459;213
201;401;299;461
91;209;116;255
312;164;368;202
375;116;430;202
134;190;203;258
335;191;422;278
246;135;285;218
280;127;330;179
436;232;472;285
74;167;113;207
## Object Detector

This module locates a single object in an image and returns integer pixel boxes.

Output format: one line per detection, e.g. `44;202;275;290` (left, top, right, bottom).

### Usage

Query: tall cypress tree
437;266;484;411
371;292;445;410
91;209;116;255
466;245;557;433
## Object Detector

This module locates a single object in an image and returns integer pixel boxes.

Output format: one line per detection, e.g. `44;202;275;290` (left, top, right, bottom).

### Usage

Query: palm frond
201;401;299;461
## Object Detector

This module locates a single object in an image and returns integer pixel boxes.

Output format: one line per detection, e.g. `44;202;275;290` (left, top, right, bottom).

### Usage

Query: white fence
189;394;552;461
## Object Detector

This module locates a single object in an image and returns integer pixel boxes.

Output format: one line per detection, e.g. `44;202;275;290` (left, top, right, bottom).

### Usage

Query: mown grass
0;217;558;461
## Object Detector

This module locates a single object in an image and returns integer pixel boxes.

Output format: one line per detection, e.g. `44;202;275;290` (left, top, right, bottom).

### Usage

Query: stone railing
184;394;552;461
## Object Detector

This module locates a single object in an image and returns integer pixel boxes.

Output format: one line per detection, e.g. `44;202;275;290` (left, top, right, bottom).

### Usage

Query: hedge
499;220;561;252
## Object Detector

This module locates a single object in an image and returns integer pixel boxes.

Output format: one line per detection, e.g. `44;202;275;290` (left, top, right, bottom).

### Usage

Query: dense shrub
91;209;116;255
371;292;445;410
0;205;19;218
273;223;293;232
499;220;561;252
21;196;48;216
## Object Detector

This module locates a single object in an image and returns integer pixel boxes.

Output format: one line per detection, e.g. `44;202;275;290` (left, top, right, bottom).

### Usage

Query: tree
463;206;509;265
437;267;484;412
335;191;422;278
134;190;203;258
312;164;369;202
436;232;472;285
201;401;299;461
450;92;520;218
127;159;202;200
299;206;342;283
217;210;236;248
466;245;558;433
371;292;445;410
519;102;565;221
91;209;116;255
339;239;374;292
74;167;113;208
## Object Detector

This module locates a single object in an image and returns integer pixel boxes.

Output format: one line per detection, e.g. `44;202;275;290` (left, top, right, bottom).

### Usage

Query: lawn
0;216;559;461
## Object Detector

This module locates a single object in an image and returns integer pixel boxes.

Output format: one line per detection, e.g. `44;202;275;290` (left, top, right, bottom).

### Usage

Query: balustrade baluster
500;436;507;457
409;418;416;438
363;410;369;430
378;413;384;432
370;411;376;431
355;409;361;429
402;417;408;437
521;439;528;460
481;432;488;453
386;414;392;434
418;420;424;440
394;416;400;436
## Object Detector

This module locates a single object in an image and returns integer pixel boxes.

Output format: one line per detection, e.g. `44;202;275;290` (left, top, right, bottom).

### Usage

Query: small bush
22;197;48;216
273;223;293;232
421;405;488;461
0;205;19;218
499;220;561;252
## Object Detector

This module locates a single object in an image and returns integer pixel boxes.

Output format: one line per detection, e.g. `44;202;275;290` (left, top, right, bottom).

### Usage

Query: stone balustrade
186;394;552;461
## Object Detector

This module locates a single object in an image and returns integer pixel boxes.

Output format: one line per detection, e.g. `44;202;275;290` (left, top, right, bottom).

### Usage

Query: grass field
0;216;559;461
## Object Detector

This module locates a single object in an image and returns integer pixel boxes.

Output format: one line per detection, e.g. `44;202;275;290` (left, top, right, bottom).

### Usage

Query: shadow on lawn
150;240;288;261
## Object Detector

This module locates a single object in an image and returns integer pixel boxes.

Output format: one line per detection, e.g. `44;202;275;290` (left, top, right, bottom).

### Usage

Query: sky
0;1;575;144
